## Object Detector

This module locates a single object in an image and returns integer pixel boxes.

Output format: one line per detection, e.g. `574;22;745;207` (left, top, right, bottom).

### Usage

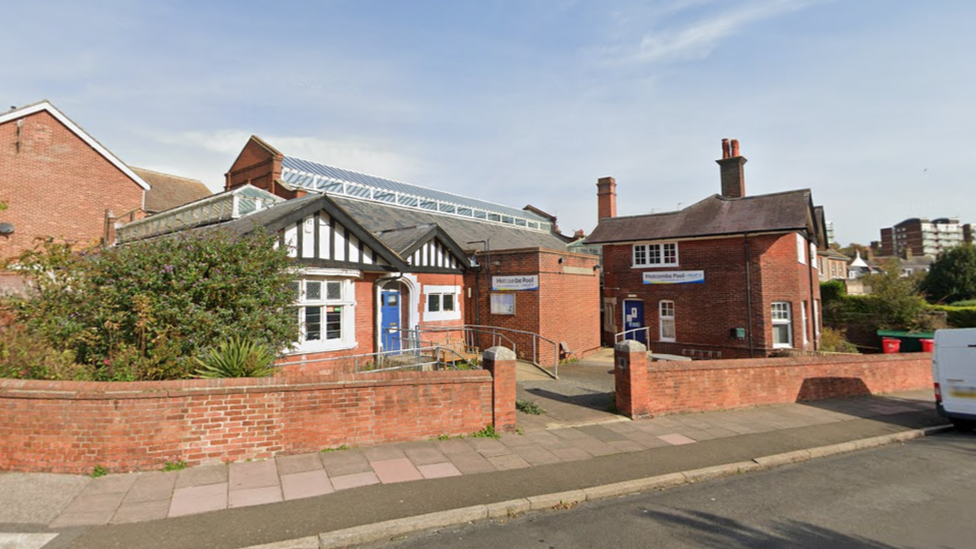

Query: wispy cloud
603;0;831;65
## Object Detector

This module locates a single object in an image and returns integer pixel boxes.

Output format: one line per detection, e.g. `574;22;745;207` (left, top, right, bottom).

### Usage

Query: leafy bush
819;327;859;353
931;306;976;328
950;300;976;307
820;279;847;304
0;325;91;380
195;338;276;378
5;230;298;380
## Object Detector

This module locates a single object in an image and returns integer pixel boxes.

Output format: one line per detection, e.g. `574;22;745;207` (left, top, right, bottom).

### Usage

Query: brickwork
0;369;496;474
0;110;144;260
615;353;932;418
466;248;600;364
483;346;517;433
613;340;650;418
602;232;820;358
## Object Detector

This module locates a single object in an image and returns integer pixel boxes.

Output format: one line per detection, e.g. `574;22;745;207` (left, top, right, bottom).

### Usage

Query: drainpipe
744;233;755;358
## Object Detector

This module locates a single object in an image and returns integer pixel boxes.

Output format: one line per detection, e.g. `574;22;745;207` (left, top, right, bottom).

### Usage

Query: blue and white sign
492;275;539;291
642;271;705;285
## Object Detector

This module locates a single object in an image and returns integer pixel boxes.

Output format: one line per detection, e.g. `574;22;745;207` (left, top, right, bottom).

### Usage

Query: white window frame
814;299;821;338
633;242;679;268
659;300;676;342
801;301;809;345
810;242;817;268
772;301;793;349
797;233;806;265
423;285;461;322
293;275;357;353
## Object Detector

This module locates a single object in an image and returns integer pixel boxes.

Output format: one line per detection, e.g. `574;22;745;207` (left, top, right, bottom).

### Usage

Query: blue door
622;299;646;345
380;290;401;353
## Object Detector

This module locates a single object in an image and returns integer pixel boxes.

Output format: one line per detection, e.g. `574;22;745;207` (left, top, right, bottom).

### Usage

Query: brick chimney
597;176;617;219
716;138;747;198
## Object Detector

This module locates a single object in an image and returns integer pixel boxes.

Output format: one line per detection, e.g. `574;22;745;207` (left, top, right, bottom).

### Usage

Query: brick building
0;101;149;262
586;139;826;358
211;136;600;367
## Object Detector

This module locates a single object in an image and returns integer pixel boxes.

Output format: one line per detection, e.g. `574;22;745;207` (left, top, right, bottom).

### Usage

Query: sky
2;0;974;246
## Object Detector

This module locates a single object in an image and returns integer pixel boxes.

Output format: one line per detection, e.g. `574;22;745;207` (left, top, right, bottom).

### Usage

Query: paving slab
276;453;325;476
0;533;58;549
361;444;407;462
416;462;463;479
466;437;512;457
433;439;476;455
548;446;593;462
228;486;283;509
658;433;699;445
0;472;89;524
577;424;630;443
370;458;423;484
111;499;171;524
567;436;619;457
330;472;380;491
446;451;498;475
486;454;532;471
168;482;228;517
83;474;139;495
122;472;178;504
320;450;372;477
402;445;450;466
175;464;228;489
281;470;334;501
511;445;563;466
229;460;280;491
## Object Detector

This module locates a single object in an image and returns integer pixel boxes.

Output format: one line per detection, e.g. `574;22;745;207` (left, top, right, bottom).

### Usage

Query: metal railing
614;327;650;345
415;324;560;379
276;337;480;374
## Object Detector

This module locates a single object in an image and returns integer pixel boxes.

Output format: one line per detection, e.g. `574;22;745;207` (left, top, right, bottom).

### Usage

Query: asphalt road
381;430;976;549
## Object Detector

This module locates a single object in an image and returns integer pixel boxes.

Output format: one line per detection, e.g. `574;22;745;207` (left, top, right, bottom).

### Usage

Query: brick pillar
483;346;517;433
614;340;651;419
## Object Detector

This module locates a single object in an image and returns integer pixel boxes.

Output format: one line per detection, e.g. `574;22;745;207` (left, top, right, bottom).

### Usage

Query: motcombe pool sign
492;275;539;291
642;271;705;285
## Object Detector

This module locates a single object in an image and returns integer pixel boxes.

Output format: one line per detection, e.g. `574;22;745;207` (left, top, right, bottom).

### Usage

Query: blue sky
3;0;974;245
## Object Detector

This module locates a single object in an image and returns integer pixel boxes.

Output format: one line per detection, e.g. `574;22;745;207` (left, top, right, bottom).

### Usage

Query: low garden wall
0;368;500;474
614;343;933;417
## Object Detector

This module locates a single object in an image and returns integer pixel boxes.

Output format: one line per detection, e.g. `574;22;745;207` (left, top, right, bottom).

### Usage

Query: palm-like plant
195;338;276;378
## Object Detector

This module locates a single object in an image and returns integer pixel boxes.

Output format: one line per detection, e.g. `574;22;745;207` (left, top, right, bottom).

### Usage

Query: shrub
931;306;976;328
0;325;92;380
5;230;298;380
819;327;859;353
820;279;847;304
195;338;276;378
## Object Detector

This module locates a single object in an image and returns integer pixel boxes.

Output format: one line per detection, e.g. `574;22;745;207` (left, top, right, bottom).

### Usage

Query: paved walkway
0;387;937;532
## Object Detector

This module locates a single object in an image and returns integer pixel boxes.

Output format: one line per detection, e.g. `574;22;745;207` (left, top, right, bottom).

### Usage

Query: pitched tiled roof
374;225;437;256
331;196;570;252
586;190;814;244
133;167;213;213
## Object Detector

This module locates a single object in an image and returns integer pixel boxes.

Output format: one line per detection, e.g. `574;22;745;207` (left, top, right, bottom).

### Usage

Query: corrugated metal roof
280;156;552;231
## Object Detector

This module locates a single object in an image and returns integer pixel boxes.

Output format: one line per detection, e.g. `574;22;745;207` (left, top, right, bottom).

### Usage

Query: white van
933;328;976;429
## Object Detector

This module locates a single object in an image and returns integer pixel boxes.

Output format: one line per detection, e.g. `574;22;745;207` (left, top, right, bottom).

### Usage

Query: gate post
483;346;517;433
615;340;651;419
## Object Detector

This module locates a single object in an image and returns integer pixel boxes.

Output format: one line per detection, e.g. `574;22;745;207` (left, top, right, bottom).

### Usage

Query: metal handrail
615;327;650;345
416;324;560;379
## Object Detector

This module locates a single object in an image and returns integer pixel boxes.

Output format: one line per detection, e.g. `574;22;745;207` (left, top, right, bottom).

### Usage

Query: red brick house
0;101;149;263
586;140;826;358
216;136;601;369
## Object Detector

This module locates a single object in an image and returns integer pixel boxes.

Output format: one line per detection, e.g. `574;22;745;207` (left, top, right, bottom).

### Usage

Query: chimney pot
716;139;746;198
596;176;617;220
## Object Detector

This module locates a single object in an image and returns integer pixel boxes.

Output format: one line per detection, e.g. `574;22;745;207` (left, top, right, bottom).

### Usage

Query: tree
921;243;976;304
862;258;931;331
6;229;299;380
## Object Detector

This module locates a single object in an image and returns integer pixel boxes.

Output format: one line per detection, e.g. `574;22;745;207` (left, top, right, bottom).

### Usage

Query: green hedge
932;306;976;328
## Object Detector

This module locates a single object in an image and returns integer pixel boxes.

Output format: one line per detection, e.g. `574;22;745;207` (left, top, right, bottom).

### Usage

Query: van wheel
951;419;974;431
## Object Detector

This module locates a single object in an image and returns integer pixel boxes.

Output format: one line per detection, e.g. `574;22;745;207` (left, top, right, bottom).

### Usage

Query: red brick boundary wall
0;365;513;474
615;351;933;418
483;346;517;433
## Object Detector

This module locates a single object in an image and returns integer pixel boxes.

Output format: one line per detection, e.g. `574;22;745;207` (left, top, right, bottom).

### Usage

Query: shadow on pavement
639;508;918;549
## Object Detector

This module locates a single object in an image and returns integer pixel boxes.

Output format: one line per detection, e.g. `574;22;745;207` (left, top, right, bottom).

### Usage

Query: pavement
0;351;950;549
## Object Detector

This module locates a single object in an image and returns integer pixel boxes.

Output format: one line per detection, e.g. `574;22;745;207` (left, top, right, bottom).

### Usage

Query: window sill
293;340;358;354
632;264;679;269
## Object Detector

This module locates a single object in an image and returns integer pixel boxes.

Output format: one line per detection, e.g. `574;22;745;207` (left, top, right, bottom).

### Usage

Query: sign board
642;271;705;285
492;275;539;291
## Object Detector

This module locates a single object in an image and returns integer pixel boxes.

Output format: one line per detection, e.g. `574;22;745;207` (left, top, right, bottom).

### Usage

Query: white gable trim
0;101;151;191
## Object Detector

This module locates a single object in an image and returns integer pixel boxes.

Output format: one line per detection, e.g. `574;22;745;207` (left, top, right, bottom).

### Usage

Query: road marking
0;533;59;549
